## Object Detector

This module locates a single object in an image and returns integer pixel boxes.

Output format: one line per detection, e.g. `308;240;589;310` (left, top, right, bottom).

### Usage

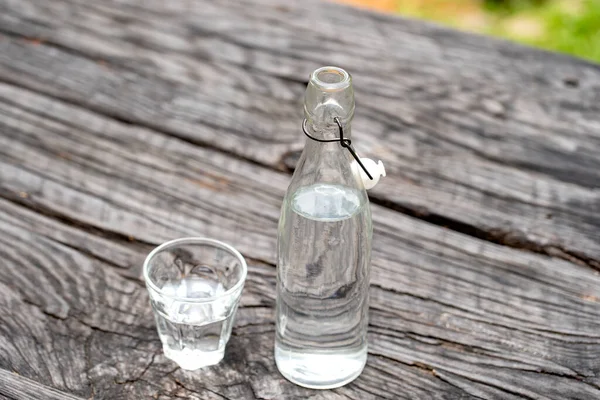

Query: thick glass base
274;343;367;389
163;345;224;370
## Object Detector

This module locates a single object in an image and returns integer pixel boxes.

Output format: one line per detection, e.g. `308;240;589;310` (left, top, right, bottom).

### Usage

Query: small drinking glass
143;238;247;370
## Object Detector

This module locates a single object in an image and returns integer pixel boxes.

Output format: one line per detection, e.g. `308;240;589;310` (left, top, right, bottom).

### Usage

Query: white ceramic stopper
351;158;386;190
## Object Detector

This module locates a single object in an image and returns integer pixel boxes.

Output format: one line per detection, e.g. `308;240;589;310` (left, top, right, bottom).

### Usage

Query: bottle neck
303;66;354;140
300;66;355;169
303;119;352;156
304;119;352;141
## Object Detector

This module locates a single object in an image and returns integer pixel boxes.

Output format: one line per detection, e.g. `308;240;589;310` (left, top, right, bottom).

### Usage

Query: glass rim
310;66;351;91
143;237;248;304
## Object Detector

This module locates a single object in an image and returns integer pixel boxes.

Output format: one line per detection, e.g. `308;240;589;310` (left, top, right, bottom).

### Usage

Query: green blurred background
336;0;600;63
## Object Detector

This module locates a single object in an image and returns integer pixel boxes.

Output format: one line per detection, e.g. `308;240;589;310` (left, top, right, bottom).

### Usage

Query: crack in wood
370;195;600;272
432;373;488;400
84;333;96;400
2;33;599;273
371;354;536;400
20;298;67;321
114;353;157;385
170;377;233;400
370;283;600;343
1;36;599;272
0;71;280;174
246;383;269;400
0;192;151;248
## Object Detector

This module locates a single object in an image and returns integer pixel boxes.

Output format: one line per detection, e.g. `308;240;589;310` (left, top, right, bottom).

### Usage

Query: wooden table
1;0;600;398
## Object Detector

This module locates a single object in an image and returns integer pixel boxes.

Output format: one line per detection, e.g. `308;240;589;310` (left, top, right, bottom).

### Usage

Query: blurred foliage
482;0;600;62
336;0;600;63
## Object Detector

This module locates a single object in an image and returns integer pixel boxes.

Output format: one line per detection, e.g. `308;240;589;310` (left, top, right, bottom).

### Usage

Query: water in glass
144;238;246;370
152;279;236;370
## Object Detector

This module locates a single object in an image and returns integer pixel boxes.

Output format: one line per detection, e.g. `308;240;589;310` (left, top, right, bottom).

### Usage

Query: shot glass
143;238;247;370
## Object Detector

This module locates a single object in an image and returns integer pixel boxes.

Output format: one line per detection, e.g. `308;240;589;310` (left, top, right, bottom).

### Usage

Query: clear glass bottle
275;66;372;389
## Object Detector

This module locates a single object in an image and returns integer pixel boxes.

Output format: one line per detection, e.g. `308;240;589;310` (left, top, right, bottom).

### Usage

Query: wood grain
1;0;599;267
1;0;600;398
0;369;86;400
1;82;600;398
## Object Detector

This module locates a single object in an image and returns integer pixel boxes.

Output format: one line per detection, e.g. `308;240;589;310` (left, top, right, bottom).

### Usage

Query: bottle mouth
310;66;351;91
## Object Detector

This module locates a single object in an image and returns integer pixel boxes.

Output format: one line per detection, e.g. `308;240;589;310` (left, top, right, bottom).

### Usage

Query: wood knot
563;77;579;88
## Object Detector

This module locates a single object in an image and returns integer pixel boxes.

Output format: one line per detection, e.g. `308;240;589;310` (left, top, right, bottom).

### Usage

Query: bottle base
274;343;367;389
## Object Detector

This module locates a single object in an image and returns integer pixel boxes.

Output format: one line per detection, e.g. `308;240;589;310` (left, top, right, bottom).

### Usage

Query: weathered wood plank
1;83;600;398
0;202;474;399
0;369;86;400
0;0;599;267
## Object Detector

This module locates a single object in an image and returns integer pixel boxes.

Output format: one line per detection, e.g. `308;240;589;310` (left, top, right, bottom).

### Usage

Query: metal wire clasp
302;117;373;180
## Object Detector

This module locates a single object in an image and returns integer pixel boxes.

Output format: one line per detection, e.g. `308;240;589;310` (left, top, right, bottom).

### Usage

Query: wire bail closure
302;117;373;180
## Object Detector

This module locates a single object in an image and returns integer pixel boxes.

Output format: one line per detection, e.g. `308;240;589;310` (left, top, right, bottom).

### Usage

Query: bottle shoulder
286;147;368;194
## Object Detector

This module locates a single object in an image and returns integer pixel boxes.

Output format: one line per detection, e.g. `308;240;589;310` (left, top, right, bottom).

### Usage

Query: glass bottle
275;66;373;389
